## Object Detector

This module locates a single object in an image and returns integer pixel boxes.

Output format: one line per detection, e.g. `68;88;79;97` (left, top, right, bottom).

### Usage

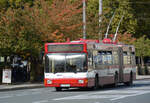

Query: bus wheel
125;73;133;86
55;87;62;91
94;76;99;90
113;74;118;87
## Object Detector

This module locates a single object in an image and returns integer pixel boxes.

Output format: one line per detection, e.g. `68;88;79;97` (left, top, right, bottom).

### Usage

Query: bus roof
45;39;135;53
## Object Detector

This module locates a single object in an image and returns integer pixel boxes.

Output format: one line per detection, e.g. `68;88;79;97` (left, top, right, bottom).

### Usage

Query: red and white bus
44;38;136;91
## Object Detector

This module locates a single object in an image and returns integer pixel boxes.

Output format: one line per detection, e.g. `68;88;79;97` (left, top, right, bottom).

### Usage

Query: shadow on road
52;80;150;92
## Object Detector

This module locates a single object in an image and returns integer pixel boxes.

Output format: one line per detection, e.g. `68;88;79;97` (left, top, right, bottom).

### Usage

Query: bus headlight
47;80;52;84
78;80;84;84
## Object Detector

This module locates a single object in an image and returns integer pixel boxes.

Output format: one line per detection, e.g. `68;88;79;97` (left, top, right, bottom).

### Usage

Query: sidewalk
0;82;44;92
136;75;150;80
0;75;150;92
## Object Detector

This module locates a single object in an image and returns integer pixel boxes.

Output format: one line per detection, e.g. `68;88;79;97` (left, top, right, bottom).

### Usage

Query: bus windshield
45;53;87;73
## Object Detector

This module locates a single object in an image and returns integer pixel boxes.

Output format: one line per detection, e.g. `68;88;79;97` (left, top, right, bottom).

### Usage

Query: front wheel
94;76;99;90
125;74;133;86
113;74;118;87
55;87;62;91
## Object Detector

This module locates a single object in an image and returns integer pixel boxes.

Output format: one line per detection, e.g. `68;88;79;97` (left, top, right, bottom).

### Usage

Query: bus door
118;47;124;82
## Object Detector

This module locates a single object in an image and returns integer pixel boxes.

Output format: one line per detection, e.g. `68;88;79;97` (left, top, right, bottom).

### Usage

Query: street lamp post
99;0;102;40
83;0;86;39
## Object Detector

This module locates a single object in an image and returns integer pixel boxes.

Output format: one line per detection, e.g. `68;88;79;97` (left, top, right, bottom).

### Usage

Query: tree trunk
140;56;145;75
141;56;144;67
29;56;44;82
30;57;37;82
138;56;141;65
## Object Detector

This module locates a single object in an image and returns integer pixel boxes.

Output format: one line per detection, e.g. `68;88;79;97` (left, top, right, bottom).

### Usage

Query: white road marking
53;90;114;100
31;91;42;95
0;95;13;99
111;91;150;101
94;102;100;103
15;92;29;97
53;86;150;101
107;90;141;94
53;95;117;100
32;100;48;103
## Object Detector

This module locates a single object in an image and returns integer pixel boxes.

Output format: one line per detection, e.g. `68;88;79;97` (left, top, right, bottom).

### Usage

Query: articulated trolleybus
44;38;136;91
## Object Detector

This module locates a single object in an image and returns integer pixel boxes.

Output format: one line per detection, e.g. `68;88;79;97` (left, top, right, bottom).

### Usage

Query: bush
138;65;145;75
145;65;150;75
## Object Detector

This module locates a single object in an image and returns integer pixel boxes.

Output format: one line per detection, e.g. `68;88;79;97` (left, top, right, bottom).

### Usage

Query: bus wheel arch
55;87;62;91
125;71;133;86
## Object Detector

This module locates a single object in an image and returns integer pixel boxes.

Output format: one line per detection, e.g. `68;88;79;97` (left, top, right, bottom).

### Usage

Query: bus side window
98;51;105;65
103;52;108;64
106;51;112;65
97;52;103;64
131;52;135;65
123;52;128;65
113;51;119;65
127;52;131;64
98;51;112;65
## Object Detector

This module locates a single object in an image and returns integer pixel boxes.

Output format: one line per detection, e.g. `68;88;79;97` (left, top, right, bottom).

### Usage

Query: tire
55;87;62;91
125;73;133;86
113;74;118;87
94;76;99;90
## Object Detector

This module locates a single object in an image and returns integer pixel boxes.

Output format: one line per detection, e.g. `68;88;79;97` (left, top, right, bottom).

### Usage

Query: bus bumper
44;78;88;87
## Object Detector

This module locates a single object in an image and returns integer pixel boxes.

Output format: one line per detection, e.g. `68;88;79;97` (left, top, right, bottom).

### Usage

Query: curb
0;76;150;92
136;78;150;80
0;84;44;92
136;75;150;80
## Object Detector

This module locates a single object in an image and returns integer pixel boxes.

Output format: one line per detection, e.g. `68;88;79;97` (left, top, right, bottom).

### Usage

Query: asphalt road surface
0;79;150;103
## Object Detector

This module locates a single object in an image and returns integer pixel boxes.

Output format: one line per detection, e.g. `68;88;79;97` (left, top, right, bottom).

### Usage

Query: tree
134;35;150;66
0;0;9;10
85;0;108;39
85;0;137;40
104;0;137;36
25;0;83;42
0;0;83;81
117;33;136;44
0;8;42;57
8;0;34;8
0;0;83;57
131;0;150;38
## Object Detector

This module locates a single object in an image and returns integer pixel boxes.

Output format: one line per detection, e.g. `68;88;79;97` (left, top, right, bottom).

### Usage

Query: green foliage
85;0;137;39
8;0;33;8
103;0;137;35
131;0;150;38
134;35;150;57
0;0;150;80
0;0;8;10
0;0;150;59
0;0;82;57
86;0;105;39
0;8;42;57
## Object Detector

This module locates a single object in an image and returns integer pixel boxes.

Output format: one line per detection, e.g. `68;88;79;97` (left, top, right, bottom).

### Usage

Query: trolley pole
99;0;102;40
83;0;86;39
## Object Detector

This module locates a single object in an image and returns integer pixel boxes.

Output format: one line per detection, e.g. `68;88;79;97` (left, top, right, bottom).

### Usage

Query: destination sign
47;44;84;52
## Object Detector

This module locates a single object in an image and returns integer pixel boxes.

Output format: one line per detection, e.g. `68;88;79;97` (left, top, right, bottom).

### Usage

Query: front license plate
60;84;70;87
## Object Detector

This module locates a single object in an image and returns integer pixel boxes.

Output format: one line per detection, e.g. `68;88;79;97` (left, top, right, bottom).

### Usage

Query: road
0;79;150;103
